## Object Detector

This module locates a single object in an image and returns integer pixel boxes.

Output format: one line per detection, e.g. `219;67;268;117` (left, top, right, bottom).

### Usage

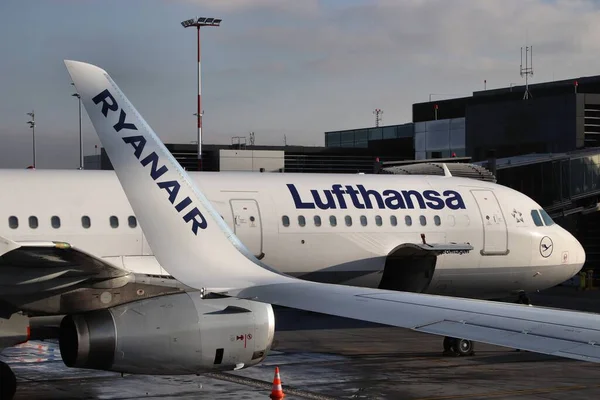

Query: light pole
71;83;83;169
26;111;36;168
181;17;222;171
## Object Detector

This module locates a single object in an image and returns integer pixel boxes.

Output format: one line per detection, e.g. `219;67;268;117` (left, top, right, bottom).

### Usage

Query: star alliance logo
511;209;524;223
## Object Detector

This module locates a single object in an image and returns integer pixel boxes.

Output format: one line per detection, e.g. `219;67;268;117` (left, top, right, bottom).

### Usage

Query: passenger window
29;216;38;229
282;216;290;227
419;215;427;226
390;216;397;226
539;209;555;226
434;216;441;226
128;216;137;228
405;215;412;226
298;215;306;227
345;216;352;226
110;216;119;229
531;210;543;227
314;215;321;227
51;216;61;229
81;216;91;229
375;215;382;226
8;216;18;229
360;215;367;226
329;215;337;226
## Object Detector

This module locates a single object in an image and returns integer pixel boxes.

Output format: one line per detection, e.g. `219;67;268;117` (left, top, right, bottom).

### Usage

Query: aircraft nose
572;236;586;275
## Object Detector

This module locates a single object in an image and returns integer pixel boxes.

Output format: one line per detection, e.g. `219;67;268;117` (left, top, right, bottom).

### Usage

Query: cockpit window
531;210;543;227
539;209;555;226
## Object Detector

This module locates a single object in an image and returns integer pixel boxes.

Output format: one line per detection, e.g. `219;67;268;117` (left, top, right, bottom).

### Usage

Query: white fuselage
0;169;585;299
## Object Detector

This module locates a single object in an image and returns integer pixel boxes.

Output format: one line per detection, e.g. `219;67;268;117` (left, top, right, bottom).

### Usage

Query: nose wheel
0;361;16;400
443;337;475;357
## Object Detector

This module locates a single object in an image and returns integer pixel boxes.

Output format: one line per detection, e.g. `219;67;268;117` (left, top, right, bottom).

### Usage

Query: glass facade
414;117;466;160
325;123;415;148
495;153;600;210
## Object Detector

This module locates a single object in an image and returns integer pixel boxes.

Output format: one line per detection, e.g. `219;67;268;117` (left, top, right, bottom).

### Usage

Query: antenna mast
373;108;383;127
520;45;533;99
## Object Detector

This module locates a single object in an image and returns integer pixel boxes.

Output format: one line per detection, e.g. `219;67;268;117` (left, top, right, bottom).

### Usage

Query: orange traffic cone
269;366;285;399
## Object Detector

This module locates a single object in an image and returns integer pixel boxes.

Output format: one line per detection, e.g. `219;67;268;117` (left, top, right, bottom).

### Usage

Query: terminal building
324;75;600;277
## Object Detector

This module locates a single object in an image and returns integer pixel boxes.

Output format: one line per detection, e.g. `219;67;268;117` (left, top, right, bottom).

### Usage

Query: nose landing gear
443;337;475;357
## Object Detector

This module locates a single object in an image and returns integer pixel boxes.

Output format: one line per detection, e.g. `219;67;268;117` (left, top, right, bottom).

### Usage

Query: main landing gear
443;337;475;357
0;361;16;400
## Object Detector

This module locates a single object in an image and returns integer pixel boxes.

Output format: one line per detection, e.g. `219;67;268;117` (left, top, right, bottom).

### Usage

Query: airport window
81;216;91;229
375;215;382;226
530;210;543;227
405;215;412;226
434;216;441;226
539;209;555;226
298;215;306;227
345;216;352;226
282;216;290;227
128;216;137;228
51;216;61;229
360;215;367;226
29;216;38;229
329;215;337;227
8;216;18;229
110;216;119;229
314;215;321;227
420;215;427;226
390;216;397;226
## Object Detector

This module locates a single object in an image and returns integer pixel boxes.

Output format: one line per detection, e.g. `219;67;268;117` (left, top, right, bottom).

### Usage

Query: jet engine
58;292;274;375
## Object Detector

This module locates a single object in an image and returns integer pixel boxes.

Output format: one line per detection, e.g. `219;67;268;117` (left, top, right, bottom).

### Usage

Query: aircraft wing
0;235;130;297
66;59;600;365
230;282;600;362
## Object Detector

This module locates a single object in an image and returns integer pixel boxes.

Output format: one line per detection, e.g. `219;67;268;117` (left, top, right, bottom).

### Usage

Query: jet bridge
380;158;497;182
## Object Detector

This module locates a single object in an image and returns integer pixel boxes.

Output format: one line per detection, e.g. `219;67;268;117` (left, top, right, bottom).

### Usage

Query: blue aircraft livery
92;89;208;234
287;184;466;210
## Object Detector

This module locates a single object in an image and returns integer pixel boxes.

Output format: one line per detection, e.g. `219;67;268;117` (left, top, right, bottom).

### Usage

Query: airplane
0;59;594;399
0;166;584;305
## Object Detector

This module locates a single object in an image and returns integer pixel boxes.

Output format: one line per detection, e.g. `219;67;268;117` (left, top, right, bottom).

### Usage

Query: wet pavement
5;286;600;399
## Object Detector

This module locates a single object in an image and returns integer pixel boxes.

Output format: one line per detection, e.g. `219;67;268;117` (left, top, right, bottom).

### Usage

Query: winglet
64;60;288;292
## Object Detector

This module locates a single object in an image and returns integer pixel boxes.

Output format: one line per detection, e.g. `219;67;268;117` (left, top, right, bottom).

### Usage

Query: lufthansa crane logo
540;236;553;258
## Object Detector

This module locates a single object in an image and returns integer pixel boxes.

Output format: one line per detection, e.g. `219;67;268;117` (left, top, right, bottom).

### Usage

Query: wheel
453;339;475;356
0;361;16;400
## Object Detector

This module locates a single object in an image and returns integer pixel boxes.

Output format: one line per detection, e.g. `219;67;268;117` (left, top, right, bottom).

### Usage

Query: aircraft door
470;190;508;255
230;199;263;258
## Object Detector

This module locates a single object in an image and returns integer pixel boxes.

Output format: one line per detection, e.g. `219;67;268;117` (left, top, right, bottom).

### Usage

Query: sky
2;0;600;168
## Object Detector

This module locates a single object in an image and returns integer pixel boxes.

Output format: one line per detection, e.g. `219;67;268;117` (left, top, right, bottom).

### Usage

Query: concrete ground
5;285;600;400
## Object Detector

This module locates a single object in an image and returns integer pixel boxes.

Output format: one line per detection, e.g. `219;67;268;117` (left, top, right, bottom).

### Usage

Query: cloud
4;0;600;166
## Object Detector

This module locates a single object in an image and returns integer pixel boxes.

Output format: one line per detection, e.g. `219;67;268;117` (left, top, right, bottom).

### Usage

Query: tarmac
5;285;600;400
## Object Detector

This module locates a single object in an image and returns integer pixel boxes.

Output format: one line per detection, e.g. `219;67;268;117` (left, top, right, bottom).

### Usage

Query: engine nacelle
58;293;275;375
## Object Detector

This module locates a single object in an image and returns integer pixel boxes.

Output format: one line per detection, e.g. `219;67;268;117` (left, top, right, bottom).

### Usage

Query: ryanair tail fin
64;60;287;291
